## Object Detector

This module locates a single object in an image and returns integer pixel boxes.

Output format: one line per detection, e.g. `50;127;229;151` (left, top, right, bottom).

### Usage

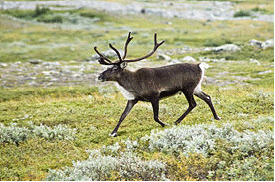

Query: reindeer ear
120;62;127;69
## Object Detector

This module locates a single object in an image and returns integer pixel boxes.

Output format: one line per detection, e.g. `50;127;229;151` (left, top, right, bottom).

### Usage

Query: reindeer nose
98;74;105;82
98;74;102;80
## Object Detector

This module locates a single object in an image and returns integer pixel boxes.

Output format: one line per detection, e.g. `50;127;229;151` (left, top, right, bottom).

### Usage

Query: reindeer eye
112;67;119;72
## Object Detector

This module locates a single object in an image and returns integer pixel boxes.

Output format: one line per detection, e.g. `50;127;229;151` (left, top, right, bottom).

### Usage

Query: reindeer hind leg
150;97;167;127
195;91;221;120
175;91;197;125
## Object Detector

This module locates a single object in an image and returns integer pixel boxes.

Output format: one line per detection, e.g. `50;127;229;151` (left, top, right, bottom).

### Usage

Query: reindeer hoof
215;116;221;120
159;122;168;127
109;133;117;137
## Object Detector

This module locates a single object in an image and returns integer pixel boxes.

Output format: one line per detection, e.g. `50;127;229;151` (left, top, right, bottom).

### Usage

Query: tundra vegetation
0;0;274;181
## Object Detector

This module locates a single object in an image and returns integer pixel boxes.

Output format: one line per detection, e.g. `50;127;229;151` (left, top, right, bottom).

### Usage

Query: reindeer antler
94;46;113;65
95;32;164;65
109;43;123;63
123;32;133;59
124;33;165;63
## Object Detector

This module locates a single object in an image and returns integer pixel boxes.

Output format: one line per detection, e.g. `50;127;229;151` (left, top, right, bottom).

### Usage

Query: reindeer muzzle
98;74;106;82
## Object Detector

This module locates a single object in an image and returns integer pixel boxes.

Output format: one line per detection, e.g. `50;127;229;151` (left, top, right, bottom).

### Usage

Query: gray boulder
249;39;274;49
90;49;123;62
181;56;197;62
204;44;241;52
157;54;172;61
214;44;241;52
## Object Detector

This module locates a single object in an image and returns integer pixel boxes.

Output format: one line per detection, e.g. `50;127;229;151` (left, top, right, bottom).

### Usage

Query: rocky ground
0;38;273;88
1;0;273;22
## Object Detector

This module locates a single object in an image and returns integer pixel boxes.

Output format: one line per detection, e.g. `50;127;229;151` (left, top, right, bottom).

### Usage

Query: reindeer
95;32;220;137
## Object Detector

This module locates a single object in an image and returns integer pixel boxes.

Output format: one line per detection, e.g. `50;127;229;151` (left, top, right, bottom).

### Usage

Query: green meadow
0;0;273;180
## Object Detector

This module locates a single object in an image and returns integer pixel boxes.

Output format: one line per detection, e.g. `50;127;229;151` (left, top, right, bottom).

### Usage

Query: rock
258;70;272;75
249;39;274;49
166;59;181;65
203;76;217;85
28;81;38;86
214;44;241;52
199;57;226;63
42;71;52;76
249;39;263;48
50;78;59;82
141;8;146;14
0;63;8;67
90;49;123;61
29;59;43;64
42;61;61;66
261;39;274;49
157;54;172;61
73;73;81;78
42;71;59;76
181;56;197;62
199;57;211;62
249;59;261;65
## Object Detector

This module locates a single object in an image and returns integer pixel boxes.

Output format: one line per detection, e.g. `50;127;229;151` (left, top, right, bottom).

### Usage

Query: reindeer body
115;63;202;101
95;32;220;137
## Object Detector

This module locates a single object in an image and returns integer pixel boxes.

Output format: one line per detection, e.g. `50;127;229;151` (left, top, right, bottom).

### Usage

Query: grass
0;1;274;181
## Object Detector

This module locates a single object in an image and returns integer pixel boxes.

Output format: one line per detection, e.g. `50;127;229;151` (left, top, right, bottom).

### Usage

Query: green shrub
204;38;232;47
36;15;63;23
3;5;51;20
251;7;268;13
34;5;51;17
3;9;35;19
233;10;251;17
79;11;96;19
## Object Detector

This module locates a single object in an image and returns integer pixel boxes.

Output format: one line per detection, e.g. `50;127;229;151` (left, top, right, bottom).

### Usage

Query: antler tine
124;33;165;63
122;32;133;59
94;46;113;65
154;33;165;48
109;43;123;63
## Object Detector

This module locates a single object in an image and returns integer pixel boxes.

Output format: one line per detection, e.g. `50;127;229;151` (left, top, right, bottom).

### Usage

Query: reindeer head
95;32;164;82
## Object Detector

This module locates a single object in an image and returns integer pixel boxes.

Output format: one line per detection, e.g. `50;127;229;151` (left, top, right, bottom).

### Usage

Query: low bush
0;123;29;145
233;10;251;17
34;5;51;17
251;7;268;14
45;149;168;181
0;122;76;145
36;15;63;23
79;11;96;19
2;5;51;20
3;9;36;19
45;123;274;181
141;123;273;158
203;38;232;47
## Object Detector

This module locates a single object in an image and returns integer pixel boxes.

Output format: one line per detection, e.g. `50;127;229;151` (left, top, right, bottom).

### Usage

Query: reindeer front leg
110;99;139;137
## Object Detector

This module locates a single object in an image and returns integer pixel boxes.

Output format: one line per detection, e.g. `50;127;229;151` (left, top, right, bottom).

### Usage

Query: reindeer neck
117;69;136;90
